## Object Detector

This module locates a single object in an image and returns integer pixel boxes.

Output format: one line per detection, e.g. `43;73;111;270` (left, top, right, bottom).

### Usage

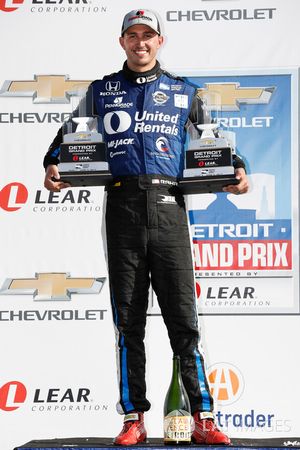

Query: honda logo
105;81;121;92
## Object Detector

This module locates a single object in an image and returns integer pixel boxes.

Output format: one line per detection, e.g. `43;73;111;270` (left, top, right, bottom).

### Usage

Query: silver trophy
179;90;239;194
58;88;112;187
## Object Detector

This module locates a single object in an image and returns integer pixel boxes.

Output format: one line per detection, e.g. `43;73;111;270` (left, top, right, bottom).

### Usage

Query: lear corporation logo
0;182;102;214
197;83;275;111
0;0;24;12
0;75;92;104
0;0;107;14
0;381;107;413
0;273;105;301
0;381;27;411
207;363;244;406
0;182;28;211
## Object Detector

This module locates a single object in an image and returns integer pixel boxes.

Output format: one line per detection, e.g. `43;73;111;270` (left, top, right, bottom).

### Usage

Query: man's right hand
44;165;70;192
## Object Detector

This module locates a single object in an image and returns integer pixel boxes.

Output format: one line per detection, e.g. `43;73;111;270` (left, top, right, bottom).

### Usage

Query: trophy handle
72;117;94;132
197;123;218;139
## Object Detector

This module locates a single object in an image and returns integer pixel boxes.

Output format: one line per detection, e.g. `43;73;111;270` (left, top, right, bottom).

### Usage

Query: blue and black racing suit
44;61;245;415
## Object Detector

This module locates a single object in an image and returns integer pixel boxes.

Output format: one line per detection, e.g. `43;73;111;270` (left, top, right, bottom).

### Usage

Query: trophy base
59;171;112;187
179;176;240;195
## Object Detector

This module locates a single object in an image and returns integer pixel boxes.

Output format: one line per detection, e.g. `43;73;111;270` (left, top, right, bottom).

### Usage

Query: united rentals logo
0;75;92;104
197;83;275;111
0;273;105;301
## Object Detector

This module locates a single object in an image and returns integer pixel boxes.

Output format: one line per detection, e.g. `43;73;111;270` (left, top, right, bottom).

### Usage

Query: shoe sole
113;439;148;446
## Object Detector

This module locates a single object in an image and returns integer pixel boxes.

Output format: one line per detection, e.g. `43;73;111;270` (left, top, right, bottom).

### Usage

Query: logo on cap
122;9;160;35
129;10;145;21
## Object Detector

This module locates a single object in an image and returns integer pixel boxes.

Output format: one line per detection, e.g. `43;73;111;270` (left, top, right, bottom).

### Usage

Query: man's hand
44;165;70;192
223;168;249;195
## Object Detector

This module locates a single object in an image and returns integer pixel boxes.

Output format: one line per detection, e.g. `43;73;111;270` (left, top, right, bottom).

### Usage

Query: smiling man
44;8;248;446
119;12;164;72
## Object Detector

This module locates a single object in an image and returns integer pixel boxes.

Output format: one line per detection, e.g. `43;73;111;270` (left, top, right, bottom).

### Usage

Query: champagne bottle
163;355;192;445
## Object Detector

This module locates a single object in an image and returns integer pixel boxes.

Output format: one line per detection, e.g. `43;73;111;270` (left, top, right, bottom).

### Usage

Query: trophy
179;89;239;195
58;87;112;187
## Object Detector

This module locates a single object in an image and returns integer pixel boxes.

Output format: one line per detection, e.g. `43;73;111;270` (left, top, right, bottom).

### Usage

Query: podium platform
14;437;300;450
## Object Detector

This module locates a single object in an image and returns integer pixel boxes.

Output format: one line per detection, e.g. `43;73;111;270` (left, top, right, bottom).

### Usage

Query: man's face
119;24;164;72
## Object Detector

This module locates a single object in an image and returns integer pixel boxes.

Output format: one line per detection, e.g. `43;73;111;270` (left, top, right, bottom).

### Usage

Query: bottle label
164;409;192;442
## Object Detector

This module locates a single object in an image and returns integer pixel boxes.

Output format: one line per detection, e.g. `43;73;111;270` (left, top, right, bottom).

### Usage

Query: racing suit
44;61;245;415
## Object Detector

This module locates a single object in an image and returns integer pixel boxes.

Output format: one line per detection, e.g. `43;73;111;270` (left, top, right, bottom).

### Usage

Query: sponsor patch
157;195;176;204
152;91;169;106
171;85;183;91
159;82;171;91
174;94;188;109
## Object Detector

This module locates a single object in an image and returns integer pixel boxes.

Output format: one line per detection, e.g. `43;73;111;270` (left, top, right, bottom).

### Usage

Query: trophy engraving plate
179;90;241;195
179;124;239;195
58;117;112;187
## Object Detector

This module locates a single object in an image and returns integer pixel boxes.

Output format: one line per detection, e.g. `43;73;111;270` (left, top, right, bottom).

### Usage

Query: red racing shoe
192;412;231;445
114;412;147;446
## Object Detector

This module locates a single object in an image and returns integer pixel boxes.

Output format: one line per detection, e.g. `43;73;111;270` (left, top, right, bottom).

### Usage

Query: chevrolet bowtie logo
0;273;105;301
0;75;92;104
197;83;275;111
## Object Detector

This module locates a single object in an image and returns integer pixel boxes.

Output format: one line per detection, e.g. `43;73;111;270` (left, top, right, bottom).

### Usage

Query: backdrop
0;1;300;449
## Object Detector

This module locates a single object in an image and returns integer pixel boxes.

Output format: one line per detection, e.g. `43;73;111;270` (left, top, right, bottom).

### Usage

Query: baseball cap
121;9;161;36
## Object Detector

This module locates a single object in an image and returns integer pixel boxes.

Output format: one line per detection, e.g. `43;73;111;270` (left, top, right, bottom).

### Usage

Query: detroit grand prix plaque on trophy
58;88;112;187
179;90;239;195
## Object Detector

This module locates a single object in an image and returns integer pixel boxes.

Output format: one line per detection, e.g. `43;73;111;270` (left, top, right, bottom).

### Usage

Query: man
44;9;249;446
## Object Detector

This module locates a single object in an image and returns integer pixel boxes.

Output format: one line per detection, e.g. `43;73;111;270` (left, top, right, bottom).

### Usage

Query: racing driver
43;8;249;446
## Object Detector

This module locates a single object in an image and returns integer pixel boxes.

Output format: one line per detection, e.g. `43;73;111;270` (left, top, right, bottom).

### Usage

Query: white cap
121;9;161;36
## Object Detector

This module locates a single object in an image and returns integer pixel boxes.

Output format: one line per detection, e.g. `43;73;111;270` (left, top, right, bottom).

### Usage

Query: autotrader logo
207;363;244;406
0;182;28;211
0;0;24;12
0;381;27;411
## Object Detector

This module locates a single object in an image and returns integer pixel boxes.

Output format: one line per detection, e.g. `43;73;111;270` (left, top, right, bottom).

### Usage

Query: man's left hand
223;168;249;195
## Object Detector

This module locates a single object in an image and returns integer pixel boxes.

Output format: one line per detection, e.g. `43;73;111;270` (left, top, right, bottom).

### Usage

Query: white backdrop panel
0;1;300;450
